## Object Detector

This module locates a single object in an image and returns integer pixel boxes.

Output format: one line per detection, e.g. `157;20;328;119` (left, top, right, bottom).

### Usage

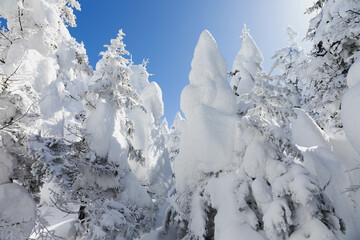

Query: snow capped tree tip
230;24;264;96
101;29;129;57
188;29;228;85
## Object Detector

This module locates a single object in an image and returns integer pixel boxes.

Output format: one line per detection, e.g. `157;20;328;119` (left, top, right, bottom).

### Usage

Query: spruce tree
299;0;360;132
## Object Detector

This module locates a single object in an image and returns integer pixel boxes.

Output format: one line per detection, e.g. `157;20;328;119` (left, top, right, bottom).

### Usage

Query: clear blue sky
70;0;315;124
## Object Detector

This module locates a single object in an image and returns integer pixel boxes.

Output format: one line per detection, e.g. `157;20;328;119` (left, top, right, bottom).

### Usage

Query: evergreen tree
169;29;344;240
127;62;172;225
0;0;89;238
270;27;309;108
230;25;264;97
171;30;238;239
40;30;156;239
299;0;360;132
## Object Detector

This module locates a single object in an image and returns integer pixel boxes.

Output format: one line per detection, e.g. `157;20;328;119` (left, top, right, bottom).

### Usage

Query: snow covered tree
39;30;156;239
230;25;264;97
127;61;172;225
233;27;345;240
171;30;238;239
0;0;92;238
270;27;309;108
169;29;344;240
298;0;360;132
341;58;360;194
166;112;185;165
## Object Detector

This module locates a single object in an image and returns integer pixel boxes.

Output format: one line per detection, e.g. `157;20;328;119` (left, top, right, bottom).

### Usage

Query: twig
49;197;78;215
0;102;35;130
18;6;23;32
347;9;360;15
64;125;84;140
85;97;96;109
2;61;22;90
0;31;12;44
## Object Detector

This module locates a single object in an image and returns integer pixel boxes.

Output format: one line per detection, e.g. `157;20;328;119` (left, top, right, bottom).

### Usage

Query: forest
0;0;359;239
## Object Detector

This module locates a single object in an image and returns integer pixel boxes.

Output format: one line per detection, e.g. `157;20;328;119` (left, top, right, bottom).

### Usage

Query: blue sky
70;0;315;124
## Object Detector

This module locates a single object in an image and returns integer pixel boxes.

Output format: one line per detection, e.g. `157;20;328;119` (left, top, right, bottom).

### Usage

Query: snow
86;99;116;158
205;174;265;240
0;150;14;184
127;63;172;217
0;183;36;239
292;108;330;149
346;58;360;88
182;30;237;115
243;138;268;179
342;81;360;156
121;172;154;208
138;226;177;240
293;105;360;239
231;25;264;96
0;99;16;125
30;219;78;240
176;30;237;192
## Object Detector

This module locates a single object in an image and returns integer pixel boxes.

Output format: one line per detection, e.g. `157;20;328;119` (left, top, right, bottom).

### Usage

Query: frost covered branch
0;102;35;130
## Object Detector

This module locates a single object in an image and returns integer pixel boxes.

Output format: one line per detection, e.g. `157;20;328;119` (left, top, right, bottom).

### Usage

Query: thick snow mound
347;58;360;88
181;30;237;115
189;30;227;85
341;82;360;156
130;64;164;120
0;183;36;239
204;174;265;240
86;99;115;157
292;108;330;148
231;26;264;96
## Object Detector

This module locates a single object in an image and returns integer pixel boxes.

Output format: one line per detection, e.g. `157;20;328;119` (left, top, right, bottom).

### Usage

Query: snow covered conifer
167;112;185;165
0;0;90;238
230;25;264;96
170;29;344;240
173;30;238;239
76;30;155;239
127;62;172;224
232;28;345;240
34;30;155;239
270;27;309;108
299;0;360;132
